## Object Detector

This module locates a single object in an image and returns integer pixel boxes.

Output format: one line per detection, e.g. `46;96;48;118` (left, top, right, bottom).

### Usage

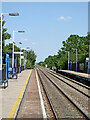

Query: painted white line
35;69;47;120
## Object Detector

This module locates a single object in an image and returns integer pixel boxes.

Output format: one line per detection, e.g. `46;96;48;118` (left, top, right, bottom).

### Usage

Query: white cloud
57;16;66;21
57;16;72;21
31;42;37;45
67;16;72;20
23;38;28;41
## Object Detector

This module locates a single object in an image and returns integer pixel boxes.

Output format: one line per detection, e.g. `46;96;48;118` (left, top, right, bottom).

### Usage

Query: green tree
60;35;88;63
26;50;37;69
39;34;89;70
4;43;20;54
0;16;11;58
37;61;45;67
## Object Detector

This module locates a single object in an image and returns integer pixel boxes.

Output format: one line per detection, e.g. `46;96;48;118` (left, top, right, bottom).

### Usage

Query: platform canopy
14;52;23;54
86;58;89;62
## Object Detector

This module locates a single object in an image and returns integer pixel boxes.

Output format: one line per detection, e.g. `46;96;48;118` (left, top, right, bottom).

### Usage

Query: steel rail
47;70;90;98
39;68;90;120
56;70;90;86
37;69;59;120
49;70;90;90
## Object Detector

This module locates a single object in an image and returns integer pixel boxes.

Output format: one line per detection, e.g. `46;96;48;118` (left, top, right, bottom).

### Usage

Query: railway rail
37;66;90;119
56;70;90;86
49;69;90;89
47;70;90;98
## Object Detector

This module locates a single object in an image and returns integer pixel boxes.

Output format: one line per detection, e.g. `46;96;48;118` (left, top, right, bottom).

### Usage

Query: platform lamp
19;42;22;72
26;47;30;50
12;30;24;76
87;32;90;74
21;48;26;70
0;12;19;82
72;48;77;72
65;51;69;70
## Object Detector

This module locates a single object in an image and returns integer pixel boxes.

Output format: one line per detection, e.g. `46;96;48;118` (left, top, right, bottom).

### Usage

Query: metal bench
8;67;17;79
2;80;8;88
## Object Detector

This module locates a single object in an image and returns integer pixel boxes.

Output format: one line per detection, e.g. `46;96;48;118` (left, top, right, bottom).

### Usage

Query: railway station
0;1;90;120
0;65;90;119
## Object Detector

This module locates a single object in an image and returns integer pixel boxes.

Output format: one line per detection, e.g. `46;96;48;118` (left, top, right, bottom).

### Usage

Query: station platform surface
60;70;89;78
1;69;45;119
1;69;32;119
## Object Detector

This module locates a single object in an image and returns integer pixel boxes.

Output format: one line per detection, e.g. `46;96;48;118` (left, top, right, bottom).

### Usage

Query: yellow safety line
8;70;32;119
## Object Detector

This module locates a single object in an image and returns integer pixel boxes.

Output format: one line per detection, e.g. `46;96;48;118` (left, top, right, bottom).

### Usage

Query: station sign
14;52;23;54
21;56;24;59
86;58;89;61
45;64;47;68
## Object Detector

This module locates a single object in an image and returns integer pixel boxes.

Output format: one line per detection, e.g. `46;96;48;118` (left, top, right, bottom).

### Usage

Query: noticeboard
79;63;84;71
21;56;24;59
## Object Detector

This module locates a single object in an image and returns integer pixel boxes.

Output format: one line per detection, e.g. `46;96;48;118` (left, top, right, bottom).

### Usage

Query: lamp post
12;31;24;75
0;12;19;82
87;32;90;74
72;48;77;72
65;51;69;70
22;48;26;70
88;40;90;74
26;47;30;50
19;42;22;72
26;47;30;58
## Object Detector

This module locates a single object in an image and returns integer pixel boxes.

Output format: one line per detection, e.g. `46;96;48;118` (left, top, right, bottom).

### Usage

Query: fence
64;62;88;73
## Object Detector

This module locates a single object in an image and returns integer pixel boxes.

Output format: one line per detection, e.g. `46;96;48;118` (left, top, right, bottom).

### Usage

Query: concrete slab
61;70;89;78
1;69;32;119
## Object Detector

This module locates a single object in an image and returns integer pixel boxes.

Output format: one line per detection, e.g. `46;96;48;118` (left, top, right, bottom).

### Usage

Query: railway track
37;67;90;120
56;70;90;86
49;69;90;89
47;70;90;98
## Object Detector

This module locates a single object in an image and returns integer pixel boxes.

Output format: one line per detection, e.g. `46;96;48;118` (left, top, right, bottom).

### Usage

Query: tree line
38;34;89;70
1;16;36;69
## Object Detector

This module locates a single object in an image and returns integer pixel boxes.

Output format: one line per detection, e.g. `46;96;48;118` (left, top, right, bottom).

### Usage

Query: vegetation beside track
1;17;36;69
38;34;90;70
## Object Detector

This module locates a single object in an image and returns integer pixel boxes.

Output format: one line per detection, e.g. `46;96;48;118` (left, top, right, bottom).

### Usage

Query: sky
1;2;88;63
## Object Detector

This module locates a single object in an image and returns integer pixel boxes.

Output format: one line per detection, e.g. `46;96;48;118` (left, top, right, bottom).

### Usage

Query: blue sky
2;2;88;63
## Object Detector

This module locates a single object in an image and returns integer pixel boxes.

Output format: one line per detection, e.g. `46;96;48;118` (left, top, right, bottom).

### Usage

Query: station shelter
0;51;26;88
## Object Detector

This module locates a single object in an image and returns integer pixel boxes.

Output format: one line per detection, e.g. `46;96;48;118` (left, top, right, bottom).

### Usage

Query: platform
1;69;32;119
1;69;46;119
60;70;89;78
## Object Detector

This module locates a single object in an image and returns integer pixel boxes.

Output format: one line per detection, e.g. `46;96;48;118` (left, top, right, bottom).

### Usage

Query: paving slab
1;69;32;119
61;70;89;78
